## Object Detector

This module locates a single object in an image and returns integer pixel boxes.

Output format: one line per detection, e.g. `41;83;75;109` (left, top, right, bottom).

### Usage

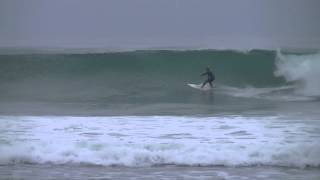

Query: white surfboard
187;83;213;91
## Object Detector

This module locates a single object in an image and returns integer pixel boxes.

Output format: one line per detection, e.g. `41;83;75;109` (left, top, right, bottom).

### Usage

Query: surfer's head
206;67;210;72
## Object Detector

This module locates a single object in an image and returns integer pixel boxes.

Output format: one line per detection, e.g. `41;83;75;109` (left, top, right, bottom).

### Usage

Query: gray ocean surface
0;49;320;179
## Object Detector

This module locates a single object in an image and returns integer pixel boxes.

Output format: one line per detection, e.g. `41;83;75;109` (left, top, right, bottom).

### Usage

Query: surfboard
187;83;213;91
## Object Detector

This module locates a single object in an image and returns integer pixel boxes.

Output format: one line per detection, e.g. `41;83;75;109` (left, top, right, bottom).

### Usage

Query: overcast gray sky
0;0;319;49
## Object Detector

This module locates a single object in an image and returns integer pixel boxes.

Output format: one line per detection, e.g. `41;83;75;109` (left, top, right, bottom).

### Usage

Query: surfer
201;67;215;88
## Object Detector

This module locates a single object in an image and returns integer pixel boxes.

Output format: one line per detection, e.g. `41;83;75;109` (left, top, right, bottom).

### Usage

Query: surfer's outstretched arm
201;72;208;76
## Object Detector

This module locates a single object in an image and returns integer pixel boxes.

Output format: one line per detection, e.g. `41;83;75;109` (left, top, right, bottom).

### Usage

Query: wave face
1;116;320;168
0;49;319;115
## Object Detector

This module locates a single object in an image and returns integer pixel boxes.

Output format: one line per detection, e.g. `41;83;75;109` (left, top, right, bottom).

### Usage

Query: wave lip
0;47;273;55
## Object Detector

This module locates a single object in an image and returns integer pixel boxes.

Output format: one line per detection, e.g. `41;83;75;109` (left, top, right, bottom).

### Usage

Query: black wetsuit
201;70;215;88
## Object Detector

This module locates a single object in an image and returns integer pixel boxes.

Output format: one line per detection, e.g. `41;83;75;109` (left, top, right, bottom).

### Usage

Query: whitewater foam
218;85;315;101
0;116;319;168
275;50;320;97
214;50;320;101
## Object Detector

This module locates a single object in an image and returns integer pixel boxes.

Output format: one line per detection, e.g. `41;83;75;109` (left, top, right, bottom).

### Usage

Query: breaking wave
1;141;319;168
0;115;319;168
0;49;319;115
275;50;320;97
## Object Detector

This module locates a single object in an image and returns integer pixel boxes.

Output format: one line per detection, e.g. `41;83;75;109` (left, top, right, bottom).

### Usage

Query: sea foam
275;50;320;97
0;116;319;168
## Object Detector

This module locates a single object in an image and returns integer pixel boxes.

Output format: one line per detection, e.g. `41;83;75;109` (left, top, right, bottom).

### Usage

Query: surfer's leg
201;80;208;88
209;81;213;88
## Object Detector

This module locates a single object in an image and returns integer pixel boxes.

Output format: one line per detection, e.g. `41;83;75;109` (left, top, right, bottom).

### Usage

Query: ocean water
0;49;320;179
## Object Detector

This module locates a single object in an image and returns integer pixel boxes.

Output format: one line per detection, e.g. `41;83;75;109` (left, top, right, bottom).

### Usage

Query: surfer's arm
200;72;207;76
